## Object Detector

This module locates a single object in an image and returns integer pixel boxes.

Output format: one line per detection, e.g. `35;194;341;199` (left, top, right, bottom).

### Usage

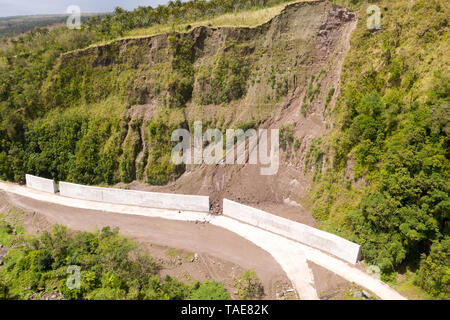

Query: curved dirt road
0;182;406;300
0;189;290;299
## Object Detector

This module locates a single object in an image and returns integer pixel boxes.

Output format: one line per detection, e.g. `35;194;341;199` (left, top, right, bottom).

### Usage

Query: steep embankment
20;1;356;225
157;1;357;218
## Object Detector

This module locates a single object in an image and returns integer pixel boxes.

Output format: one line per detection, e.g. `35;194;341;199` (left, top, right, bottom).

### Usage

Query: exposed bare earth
117;1;359;223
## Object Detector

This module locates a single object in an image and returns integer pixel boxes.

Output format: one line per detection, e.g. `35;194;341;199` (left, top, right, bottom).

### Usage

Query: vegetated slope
308;0;449;298
0;0;301;184
1;0;355;195
144;0;356;220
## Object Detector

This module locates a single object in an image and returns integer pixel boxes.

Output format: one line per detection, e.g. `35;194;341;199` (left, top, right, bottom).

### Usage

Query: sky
0;0;170;17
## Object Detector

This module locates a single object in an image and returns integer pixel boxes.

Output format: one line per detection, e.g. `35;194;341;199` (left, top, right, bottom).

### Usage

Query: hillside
0;0;448;299
309;0;449;298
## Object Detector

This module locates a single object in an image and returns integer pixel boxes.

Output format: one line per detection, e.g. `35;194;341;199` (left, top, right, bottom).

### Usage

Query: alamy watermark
171;121;279;175
66;265;81;290
367;265;381;279
66;5;81;29
367;5;381;31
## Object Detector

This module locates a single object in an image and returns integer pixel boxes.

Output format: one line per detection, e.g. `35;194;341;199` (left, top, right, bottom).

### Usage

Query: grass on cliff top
127;0;308;37
76;0;310;51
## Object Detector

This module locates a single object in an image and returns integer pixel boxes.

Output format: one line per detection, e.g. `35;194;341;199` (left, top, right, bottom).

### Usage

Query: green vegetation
414;238;449;299
301;73;323;116
0;0;448;300
125;1;301;38
325;87;335;107
190;281;231;300
293;138;301;150
146;110;186;185
0;209;25;248
0;0;298;186
165;34;195;108
166;247;183;263
16;113;123;185
305;76;321;103
310;0;449;298
237;120;257;131
0;210;230;300
342;285;377;300
84;0;300;40
279;123;294;150
233;270;264;300
305;137;323;181
197;43;251;105
301;102;309;117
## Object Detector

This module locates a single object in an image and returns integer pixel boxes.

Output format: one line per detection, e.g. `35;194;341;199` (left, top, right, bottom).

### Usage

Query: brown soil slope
123;1;357;223
43;1;356;224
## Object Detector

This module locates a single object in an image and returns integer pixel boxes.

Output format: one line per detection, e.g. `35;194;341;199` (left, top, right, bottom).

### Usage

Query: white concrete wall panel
59;181;209;212
25;174;58;193
223;199;361;264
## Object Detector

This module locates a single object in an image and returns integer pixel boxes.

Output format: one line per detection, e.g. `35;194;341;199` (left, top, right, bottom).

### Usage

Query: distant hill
0;13;106;38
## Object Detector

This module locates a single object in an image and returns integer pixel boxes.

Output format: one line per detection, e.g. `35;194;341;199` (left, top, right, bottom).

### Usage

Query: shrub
326;87;335;106
190;281;230;300
415;238;450;299
198;44;251;105
0;220;231;300
233;270;264;300
279;123;294;150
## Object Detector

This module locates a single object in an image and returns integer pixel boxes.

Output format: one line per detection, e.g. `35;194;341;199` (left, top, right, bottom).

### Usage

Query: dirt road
0;182;406;300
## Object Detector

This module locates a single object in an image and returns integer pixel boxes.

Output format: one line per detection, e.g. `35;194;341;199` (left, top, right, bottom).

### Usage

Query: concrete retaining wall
59;181;210;212
25;174;58;193
223;199;361;264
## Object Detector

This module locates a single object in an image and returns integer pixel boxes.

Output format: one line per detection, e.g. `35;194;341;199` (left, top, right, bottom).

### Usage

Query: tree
0;278;10;299
415;237;450;299
233;270;264;299
190;281;230;300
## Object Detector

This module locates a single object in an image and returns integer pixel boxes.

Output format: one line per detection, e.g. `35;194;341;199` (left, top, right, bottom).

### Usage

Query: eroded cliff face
43;0;356;222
